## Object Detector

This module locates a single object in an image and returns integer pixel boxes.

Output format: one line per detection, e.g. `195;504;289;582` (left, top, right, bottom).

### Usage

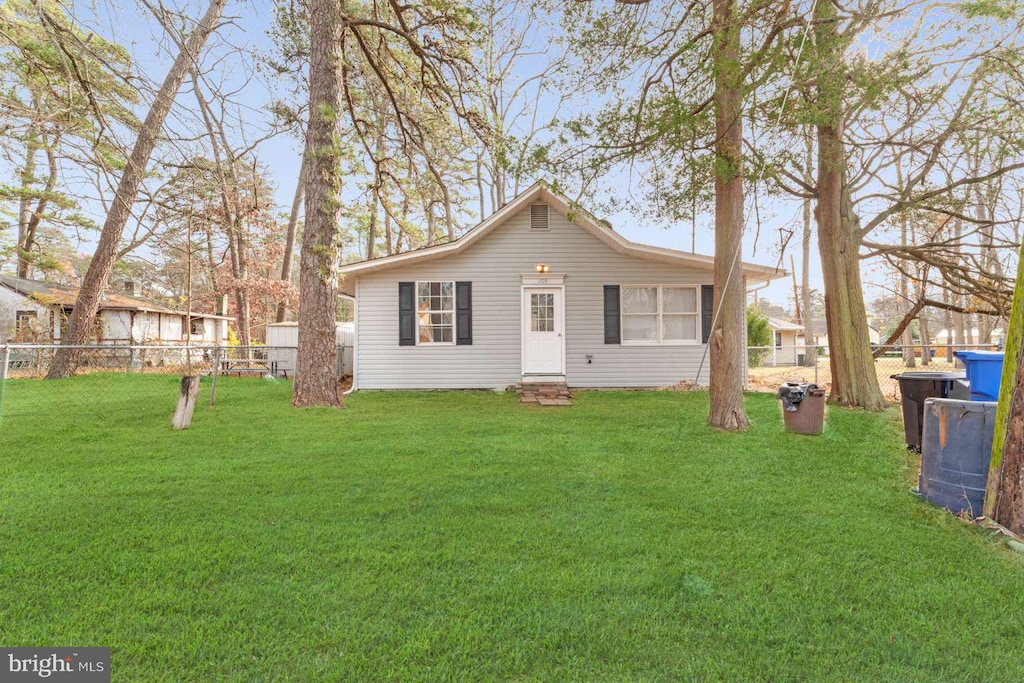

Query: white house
0;275;232;345
338;183;784;390
763;317;804;366
798;325;880;350
930;328;1004;346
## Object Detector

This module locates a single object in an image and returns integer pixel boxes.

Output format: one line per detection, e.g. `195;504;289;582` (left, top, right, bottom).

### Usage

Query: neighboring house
808;325;880;349
763;317;804;366
0;275;232;345
338;183;784;390
931;328;1004;346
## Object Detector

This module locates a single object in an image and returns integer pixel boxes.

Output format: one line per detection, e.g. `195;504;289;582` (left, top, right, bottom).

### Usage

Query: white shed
265;322;354;377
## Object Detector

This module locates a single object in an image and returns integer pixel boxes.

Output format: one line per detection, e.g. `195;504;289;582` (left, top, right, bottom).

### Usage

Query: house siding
764;329;801;366
353;205;717;389
0;287;56;342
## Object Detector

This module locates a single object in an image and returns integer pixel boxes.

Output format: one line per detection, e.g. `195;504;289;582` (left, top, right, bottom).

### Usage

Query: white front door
522;287;564;376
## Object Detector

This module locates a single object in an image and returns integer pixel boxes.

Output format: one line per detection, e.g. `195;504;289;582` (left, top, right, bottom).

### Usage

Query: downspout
343;283;358;395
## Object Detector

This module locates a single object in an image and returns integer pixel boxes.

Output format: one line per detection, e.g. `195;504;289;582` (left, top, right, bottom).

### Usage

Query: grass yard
1;375;1023;681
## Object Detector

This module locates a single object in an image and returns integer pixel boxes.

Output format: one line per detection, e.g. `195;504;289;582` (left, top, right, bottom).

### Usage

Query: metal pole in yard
209;346;222;409
813;345;818;385
0;344;10;430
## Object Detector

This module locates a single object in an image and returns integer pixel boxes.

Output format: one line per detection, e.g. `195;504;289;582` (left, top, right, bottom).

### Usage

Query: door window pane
531;293;554;332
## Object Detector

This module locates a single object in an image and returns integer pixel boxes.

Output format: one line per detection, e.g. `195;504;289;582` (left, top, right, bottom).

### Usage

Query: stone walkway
518;382;573;406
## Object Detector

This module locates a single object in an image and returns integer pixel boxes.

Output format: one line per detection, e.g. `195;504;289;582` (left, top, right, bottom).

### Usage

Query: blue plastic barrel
954;350;1005;402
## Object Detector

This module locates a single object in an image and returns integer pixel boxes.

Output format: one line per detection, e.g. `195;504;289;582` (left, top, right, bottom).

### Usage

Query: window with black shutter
701;285;714;344
456;281;472;345
604;285;620;344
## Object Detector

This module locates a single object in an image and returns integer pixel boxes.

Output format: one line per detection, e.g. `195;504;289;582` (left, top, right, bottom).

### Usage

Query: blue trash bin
954;350;1005;402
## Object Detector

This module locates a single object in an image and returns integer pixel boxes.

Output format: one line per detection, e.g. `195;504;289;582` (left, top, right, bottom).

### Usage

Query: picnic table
218;357;280;377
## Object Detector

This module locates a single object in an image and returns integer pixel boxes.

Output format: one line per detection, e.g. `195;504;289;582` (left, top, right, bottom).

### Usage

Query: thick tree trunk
992;354;1024;534
708;0;748;431
46;0;227;379
292;0;344;408
800;131;814;366
276;151;306;323
984;235;1024;533
16;134;38;279
812;0;886;410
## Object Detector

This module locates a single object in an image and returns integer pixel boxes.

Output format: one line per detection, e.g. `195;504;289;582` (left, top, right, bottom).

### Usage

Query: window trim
15;309;38;333
620;285;701;346
415;280;456;346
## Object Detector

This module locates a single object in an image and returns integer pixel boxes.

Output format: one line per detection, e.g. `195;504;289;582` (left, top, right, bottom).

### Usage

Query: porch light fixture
535;263;550;274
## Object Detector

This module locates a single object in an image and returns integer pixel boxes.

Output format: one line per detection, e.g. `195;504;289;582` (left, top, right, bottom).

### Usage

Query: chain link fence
747;343;1001;402
0;343;350;428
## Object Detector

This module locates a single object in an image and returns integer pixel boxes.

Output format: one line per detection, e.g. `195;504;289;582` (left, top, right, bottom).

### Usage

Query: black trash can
891;371;966;451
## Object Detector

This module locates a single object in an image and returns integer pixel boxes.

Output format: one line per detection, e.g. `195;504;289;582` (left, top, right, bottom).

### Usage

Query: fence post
209;346;222;409
128;346;136;373
813;345;818;385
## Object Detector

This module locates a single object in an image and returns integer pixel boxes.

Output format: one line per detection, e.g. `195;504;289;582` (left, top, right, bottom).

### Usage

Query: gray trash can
920;398;997;516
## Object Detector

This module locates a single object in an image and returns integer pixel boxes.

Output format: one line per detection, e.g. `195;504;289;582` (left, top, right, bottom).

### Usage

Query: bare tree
46;0;227;378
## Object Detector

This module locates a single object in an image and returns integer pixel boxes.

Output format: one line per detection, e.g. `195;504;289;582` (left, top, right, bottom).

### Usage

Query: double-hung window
416;281;455;344
621;285;699;344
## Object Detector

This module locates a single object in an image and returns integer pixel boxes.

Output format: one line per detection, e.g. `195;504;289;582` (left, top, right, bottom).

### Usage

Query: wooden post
172;375;201;430
209;346;221;409
984;236;1024;532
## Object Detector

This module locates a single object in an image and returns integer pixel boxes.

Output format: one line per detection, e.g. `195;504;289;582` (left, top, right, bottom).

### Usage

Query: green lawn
1;375;1022;681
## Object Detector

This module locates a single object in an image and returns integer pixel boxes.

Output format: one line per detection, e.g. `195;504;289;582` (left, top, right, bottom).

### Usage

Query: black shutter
701;284;714;344
399;282;415;346
456;281;472;345
604;285;620;344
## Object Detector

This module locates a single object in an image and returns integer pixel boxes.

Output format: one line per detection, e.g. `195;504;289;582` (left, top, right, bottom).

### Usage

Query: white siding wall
765;329;800;366
0;288;55;342
354;205;716;389
102;310;133;342
159;313;184;342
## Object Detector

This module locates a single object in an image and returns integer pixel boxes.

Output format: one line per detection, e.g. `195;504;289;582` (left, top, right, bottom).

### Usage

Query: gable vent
530;204;550;231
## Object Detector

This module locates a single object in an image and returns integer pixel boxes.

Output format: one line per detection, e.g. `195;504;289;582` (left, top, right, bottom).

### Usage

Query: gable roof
337;182;786;284
766;316;804;332
0;274;233;320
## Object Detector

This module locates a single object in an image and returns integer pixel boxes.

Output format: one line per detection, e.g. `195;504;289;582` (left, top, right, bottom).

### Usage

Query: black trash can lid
890;371;965;381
